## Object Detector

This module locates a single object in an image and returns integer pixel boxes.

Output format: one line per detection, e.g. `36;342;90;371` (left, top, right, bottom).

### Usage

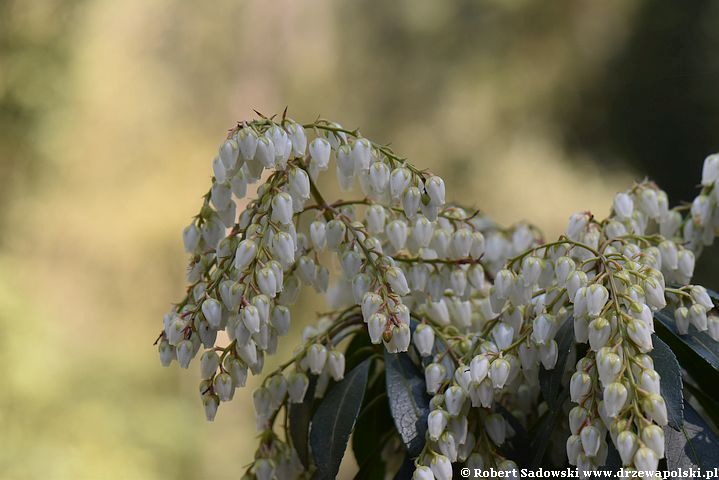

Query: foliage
157;113;719;479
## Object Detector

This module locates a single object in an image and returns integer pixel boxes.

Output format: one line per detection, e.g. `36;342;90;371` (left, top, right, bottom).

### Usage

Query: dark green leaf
497;405;531;467
650;334;684;431
539;315;574;408
310;358;371;480
665;402;719;469
345;327;376;372
684;381;719;431
529;398;566;469
393;456;415;480
352;366;392;474
655;309;719;400
289;376;317;468
384;349;431;458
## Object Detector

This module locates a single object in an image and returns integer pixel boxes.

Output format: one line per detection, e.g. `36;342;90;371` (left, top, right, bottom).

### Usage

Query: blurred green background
2;1;718;478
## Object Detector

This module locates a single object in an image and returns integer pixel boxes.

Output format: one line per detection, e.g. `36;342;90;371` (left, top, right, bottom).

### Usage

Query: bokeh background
2;1;719;478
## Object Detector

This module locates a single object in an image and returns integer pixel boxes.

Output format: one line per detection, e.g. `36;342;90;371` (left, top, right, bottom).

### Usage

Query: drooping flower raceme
157;114;719;479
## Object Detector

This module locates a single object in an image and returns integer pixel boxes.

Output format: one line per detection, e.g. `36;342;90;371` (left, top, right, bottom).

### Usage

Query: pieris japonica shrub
156;112;719;480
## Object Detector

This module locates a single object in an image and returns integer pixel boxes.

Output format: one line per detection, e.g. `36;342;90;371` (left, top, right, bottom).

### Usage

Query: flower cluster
157;114;719;480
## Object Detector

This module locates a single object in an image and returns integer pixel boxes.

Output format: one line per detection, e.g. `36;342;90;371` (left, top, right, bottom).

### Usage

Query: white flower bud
309;137;331;171
603;382;627;418
451;229;473;259
486;413;506;445
532;313;557;345
470;232;486;259
159;339;174;367
271;231;295;267
709;315;719;341
386;220;408;251
492;322;515;351
309;220;327;251
579;425;600;456
242;305;261;334
430;454;452;480
214;372;234;402
643;394;668;426
368;161;390;195
588;317;611;351
176;339;194;368
403;186;422;218
234;239;258;270
271;192;293;225
424;363;445;395
597;348;622;385
413;465;434;480
200;350;220;378
444;386;466;417
567;212;589;240
327;350;345;381
659;240;678;270
570;372;592;403
390;167;411;200
351;138;372;174
225;357;247;387
613;192;634;220
326;219;346;251
425;176;446;206
257;267;278;298
674;306;690;334
641;424;665;458
386;266;410;296
183;223;201;253
288;371;310;403
203;394;219;421
639;188;660;219
495;269;514;300
285;122;307;157
237;127;258;161
689;304;708;331
567;270;588;300
634;447;659;473
428;409;448;441
690;285;713;310
644;278;666;311
627;318;653;352
702;154;719;185
413;324;435;356
539;340;558;369
567;435;582;465
586;284;609;317
368;313;385;344
307;344;328;375
569;406;589;435
255;136;276;168
201;298;222;329
288;167;310;201
616;430;638;466
490;358;510;389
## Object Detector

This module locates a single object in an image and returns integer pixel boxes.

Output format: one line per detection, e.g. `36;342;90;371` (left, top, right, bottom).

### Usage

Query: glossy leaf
353;367;392;477
310;358;371;480
655;309;719;399
384;349;431;458
649;334;683;431
665;402;719;469
289;376;317;468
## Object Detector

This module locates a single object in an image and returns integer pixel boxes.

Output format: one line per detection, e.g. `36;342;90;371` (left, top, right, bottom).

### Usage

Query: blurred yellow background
2;1;718;479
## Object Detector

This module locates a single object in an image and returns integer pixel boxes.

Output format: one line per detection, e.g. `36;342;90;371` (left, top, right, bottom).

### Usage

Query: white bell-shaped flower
425;176;446;207
428;409;448;441
413;324;435;357
309;137;331;171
